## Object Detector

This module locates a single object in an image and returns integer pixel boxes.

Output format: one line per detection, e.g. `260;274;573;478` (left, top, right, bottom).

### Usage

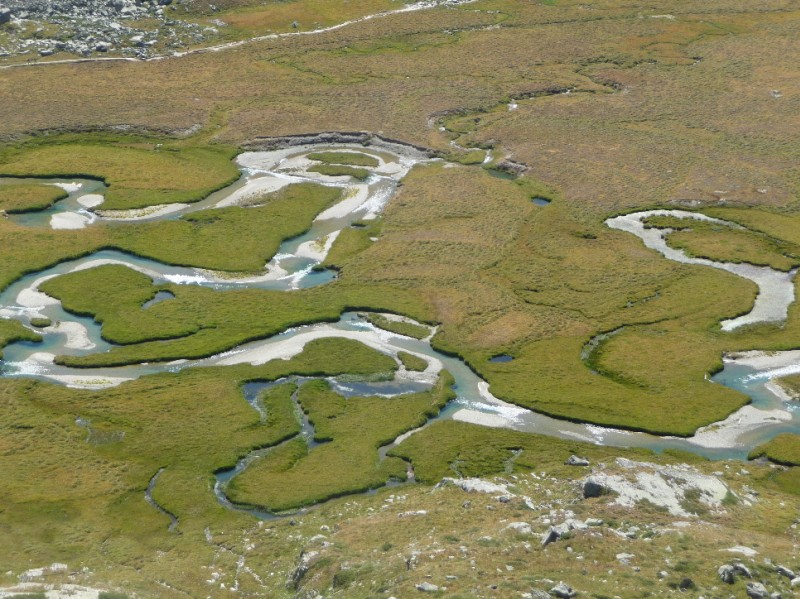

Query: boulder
550;582;577;598
0;7;10;24
565;455;590;466
718;564;735;584
733;562;753;578
541;527;561;548
746;582;769;599
416;582;439;592
776;565;795;579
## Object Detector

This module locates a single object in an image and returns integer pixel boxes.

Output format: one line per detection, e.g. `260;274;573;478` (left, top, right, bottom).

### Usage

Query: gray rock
770;593;781;599
0;7;11;24
550;581;577;598
746;582;769;599
416;582;439;592
95;41;111;52
531;592;550;599
582;477;607;498
287;550;319;590
585;518;603;527
776;565;795;579
718;564;735;584
791;577;800;587
541;527;561;548
734;562;753;578
565;455;589;466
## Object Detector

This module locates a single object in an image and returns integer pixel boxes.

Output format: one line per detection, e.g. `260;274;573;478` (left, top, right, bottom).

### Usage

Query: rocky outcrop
581;458;731;516
287;551;320;591
0;0;209;58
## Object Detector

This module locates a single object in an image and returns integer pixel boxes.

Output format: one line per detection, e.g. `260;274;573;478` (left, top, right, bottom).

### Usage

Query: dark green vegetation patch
307;151;380;167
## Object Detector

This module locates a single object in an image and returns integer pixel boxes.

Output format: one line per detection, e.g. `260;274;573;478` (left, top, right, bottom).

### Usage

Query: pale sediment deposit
50;211;92;229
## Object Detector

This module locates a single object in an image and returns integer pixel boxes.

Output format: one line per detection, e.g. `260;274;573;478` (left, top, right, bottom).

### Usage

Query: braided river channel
2;140;800;515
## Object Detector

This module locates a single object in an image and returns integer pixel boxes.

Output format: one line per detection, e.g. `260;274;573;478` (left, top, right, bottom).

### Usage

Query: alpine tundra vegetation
0;0;799;597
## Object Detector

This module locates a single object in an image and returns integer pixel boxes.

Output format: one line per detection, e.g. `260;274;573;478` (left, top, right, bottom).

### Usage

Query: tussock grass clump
397;351;427;372
0;183;67;213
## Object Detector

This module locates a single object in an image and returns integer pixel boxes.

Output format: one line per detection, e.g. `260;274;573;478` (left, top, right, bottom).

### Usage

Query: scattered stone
505;522;533;535
541;527;561;548
416;582;439;592
550;581;577;598
718;564;735;584
565;455;589;466
658;571;668;579
398;510;427;518
791;577;800;587
733;562;753;578
746;582;769;599
0;0;210;58
531;591;550;599
585;518;603;527
776;565;795;579
616;553;635;565
770;593;782;599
